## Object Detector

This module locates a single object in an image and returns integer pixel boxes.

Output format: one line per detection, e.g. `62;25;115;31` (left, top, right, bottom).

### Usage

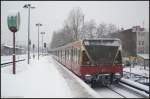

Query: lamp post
36;23;42;60
41;32;45;55
23;4;35;64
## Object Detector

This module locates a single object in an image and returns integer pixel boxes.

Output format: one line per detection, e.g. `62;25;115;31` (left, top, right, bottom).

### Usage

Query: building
1;44;25;56
144;31;149;54
137;54;149;69
109;26;148;57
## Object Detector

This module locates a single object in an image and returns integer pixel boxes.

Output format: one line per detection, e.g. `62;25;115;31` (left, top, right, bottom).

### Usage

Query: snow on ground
121;78;149;93
94;87;123;98
51;56;101;98
119;83;149;98
1;56;73;98
123;65;149;77
1;54;27;64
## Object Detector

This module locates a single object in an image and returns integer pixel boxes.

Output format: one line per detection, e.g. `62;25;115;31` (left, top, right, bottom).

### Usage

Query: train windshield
83;39;121;65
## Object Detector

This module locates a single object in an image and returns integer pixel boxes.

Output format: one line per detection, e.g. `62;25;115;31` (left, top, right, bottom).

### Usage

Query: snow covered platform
1;55;100;98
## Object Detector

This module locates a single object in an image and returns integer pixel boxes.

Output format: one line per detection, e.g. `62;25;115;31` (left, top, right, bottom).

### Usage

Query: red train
51;38;123;86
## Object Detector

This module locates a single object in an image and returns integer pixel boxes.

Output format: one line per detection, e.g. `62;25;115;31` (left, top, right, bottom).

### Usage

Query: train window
67;50;69;60
60;50;61;59
67;49;69;60
74;48;76;63
59;50;60;58
63;50;65;59
78;49;80;64
73;48;74;62
76;48;78;63
84;41;89;45
57;50;59;57
76;49;78;63
58;51;59;57
82;51;91;66
114;51;122;64
73;48;75;62
75;48;77;63
63;50;64;59
65;50;66;62
62;50;64;60
69;49;71;61
61;50;62;59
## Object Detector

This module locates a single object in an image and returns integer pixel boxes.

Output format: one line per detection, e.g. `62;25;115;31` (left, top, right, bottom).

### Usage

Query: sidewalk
1;56;73;98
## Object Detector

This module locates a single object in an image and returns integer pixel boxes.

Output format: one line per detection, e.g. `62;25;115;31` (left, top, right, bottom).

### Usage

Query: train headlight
115;73;121;79
85;74;92;81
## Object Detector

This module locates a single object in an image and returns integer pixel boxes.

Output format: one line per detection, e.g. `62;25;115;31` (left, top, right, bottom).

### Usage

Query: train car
51;38;123;86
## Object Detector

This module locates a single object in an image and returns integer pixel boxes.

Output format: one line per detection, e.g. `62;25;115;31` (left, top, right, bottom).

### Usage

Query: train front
80;38;123;85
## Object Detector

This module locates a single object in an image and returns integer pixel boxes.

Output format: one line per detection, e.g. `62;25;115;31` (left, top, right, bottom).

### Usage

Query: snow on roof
2;44;24;50
137;54;149;59
84;38;120;41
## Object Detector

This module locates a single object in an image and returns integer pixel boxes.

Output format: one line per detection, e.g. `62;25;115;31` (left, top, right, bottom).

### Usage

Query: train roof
51;38;121;51
83;38;121;41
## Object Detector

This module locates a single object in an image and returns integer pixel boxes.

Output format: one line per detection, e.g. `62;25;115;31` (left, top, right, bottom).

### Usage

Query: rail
123;71;149;78
106;86;126;98
120;78;149;94
123;71;149;86
1;59;26;67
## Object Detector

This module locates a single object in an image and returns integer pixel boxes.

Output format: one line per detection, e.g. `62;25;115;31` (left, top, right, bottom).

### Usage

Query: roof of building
137;54;149;59
2;44;24;50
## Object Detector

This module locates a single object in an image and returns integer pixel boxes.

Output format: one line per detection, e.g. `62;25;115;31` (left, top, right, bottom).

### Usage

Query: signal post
7;11;20;74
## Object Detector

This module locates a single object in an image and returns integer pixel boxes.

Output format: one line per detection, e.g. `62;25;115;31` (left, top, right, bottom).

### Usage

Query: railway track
123;71;149;86
1;59;26;68
51;55;149;98
93;83;149;98
106;86;126;98
94;85;125;98
111;83;149;98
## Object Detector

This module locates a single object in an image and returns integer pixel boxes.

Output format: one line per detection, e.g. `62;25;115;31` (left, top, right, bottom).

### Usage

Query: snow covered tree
81;19;97;39
66;7;84;41
107;23;118;34
96;22;107;38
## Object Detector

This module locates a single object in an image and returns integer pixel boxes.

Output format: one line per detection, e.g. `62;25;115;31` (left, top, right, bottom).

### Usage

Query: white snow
94;87;123;98
2;44;24;49
1;56;73;98
121;78;149;93
123;65;149;77
1;54;27;64
51;56;101;98
119;83;149;98
137;54;149;59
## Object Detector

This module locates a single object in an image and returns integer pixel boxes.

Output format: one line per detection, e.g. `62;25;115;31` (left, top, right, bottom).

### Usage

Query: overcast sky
1;1;149;47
